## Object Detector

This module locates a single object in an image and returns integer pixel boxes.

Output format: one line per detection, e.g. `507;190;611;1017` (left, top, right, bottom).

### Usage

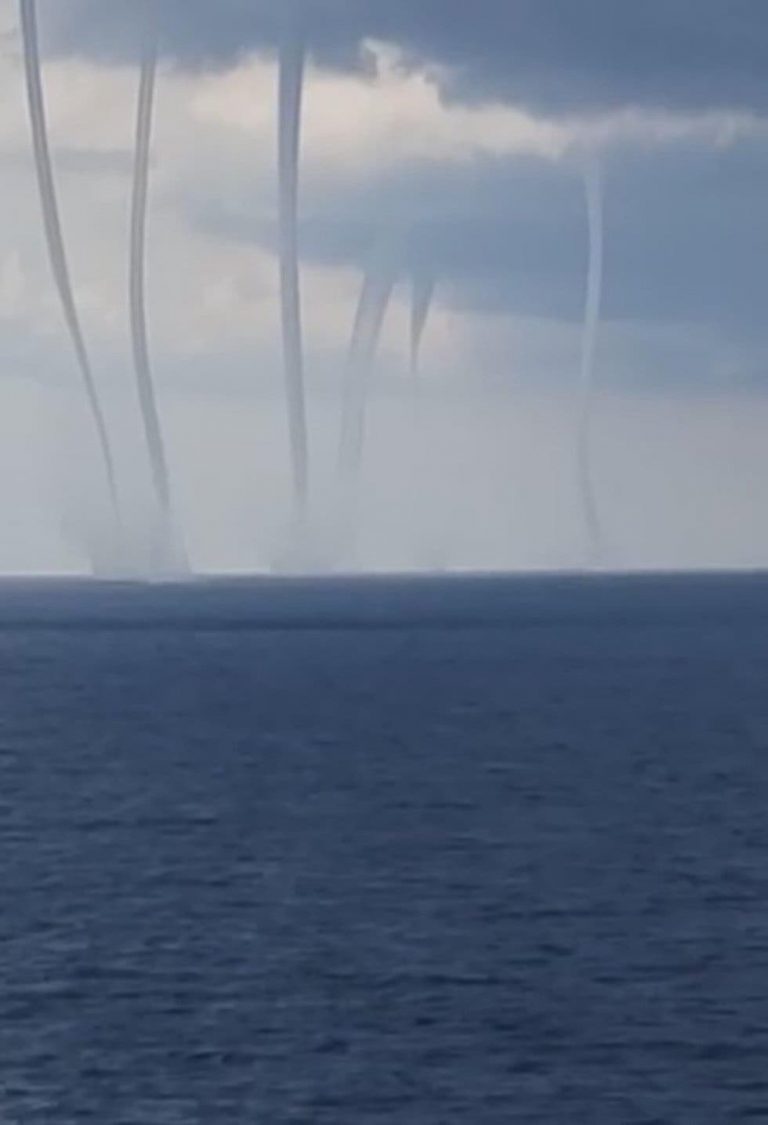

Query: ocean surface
1;572;768;1123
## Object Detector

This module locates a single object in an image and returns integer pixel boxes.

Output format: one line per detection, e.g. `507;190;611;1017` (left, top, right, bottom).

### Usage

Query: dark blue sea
1;573;768;1123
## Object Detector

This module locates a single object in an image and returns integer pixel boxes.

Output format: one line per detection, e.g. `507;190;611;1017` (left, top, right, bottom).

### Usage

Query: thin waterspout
130;40;183;569
577;161;605;564
278;21;309;515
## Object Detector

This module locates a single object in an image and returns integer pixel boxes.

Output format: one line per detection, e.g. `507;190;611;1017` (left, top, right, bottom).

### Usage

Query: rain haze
1;0;768;573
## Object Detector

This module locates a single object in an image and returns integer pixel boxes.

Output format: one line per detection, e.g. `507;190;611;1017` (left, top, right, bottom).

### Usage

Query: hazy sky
1;0;767;573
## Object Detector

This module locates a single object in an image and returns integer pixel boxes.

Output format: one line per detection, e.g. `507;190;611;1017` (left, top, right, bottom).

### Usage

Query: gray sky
46;1;768;114
0;1;767;572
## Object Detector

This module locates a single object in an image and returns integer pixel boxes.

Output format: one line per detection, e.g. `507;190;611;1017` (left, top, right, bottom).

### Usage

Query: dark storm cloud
43;0;768;115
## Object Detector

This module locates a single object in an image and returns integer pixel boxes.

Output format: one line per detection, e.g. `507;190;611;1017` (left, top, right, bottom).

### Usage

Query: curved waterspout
278;21;309;516
130;41;182;570
19;0;120;525
410;272;436;381
338;238;398;485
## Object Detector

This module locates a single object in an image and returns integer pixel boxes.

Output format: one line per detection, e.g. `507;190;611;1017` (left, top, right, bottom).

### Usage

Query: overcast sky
0;1;767;573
